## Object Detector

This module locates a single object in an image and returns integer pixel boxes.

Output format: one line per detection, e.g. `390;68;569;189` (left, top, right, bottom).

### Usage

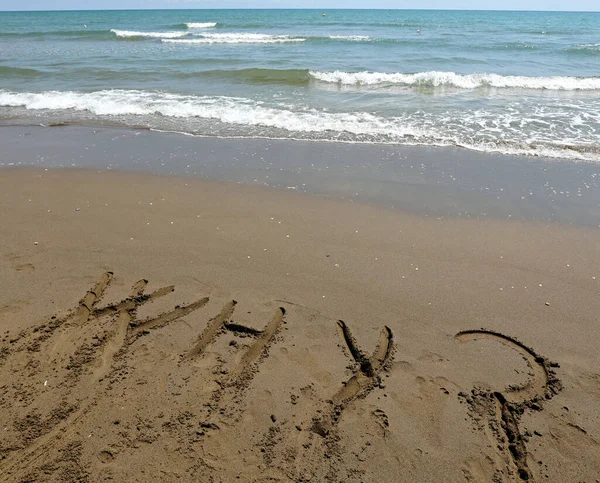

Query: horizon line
1;7;599;13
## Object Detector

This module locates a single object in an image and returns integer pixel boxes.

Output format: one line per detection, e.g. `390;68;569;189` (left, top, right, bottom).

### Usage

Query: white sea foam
309;70;600;90
111;29;188;39
1;89;598;162
0;89;388;132
164;33;305;44
575;43;600;51
185;22;218;29
328;35;371;41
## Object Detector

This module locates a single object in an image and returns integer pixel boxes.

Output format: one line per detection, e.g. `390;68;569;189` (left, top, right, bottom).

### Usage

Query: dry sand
0;167;599;482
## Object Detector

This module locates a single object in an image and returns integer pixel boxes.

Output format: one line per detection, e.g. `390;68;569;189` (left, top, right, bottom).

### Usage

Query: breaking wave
1;88;598;162
328;35;372;41
185;22;218;29
309;70;600;91
163;33;305;44
110;29;188;39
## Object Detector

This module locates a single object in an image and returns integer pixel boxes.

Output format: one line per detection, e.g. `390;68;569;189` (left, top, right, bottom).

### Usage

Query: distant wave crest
328;35;371;41
185;22;218;29
565;43;600;56
309;70;600;91
110;29;188;39
164;33;305;44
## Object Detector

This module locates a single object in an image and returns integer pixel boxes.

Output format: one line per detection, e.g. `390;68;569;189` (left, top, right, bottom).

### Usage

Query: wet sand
0;164;599;482
1;124;599;227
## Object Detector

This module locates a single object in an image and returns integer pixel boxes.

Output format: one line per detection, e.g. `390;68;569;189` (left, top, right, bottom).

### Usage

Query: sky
1;0;599;11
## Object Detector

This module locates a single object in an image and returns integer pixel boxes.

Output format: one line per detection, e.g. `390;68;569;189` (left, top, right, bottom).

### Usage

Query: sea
1;9;600;162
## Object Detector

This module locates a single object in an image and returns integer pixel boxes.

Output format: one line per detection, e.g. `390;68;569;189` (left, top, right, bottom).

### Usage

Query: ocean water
1;9;600;161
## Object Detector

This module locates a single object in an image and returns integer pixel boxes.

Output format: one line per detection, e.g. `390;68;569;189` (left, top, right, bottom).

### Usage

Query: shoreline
2;124;599;227
3;117;600;164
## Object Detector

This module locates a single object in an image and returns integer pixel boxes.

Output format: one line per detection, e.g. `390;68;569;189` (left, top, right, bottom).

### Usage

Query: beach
1;7;600;481
1;159;599;481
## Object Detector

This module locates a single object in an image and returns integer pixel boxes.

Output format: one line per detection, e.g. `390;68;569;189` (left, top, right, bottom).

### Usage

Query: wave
565;43;600;56
309;70;600;91
1;89;598;162
164;33;305;44
187;68;310;85
0;66;42;78
185;22;218;29
0;89;374;124
110;29;188;39
328;35;372;41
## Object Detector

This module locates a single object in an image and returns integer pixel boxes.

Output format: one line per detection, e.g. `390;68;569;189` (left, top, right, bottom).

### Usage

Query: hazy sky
1;0;599;11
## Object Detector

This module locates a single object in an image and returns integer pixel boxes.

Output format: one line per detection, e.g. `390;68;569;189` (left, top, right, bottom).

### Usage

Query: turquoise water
1;9;600;161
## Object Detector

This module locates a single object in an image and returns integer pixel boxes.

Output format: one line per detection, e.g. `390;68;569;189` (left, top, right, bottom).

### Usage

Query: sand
0;167;599;482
